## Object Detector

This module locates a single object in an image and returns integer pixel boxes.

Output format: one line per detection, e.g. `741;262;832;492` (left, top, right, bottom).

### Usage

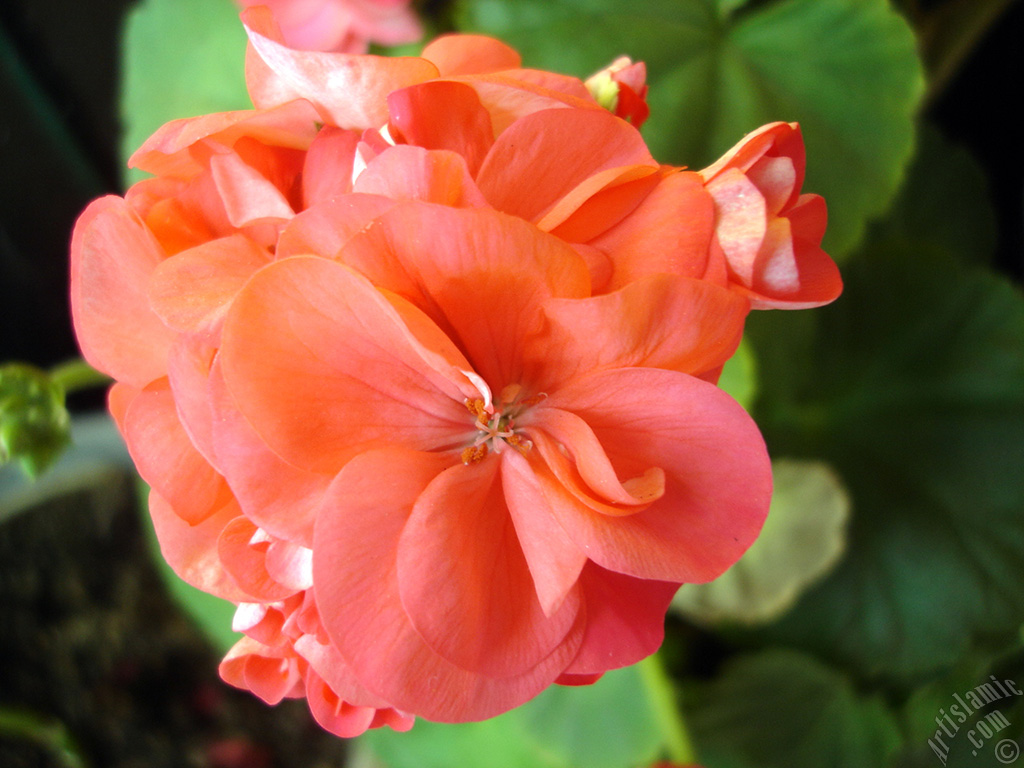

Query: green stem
49;359;111;395
0;707;90;768
638;652;698;765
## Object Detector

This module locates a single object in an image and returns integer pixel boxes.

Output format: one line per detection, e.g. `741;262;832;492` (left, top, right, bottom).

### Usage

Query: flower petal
148;234;271;337
476;108;655;225
242;6;438;129
148;491;249;601
218;516;299;601
421;34;521;76
387;80;495;175
313;448;585;721
563;563;679;675
123;378;231;525
276;193;396;259
338;203;590;387
353;146;488;208
70;196;174;387
501;450;587;617
526;273;748;390
541;368;771;583
396;460;581;676
591;170;716;291
220;255;472;475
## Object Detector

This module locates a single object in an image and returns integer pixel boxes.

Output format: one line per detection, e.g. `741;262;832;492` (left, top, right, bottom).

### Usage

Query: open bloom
70;16;837;737
236;0;421;53
216;203;770;720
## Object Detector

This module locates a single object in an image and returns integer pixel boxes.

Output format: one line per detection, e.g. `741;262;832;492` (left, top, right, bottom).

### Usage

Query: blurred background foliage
1;0;1022;766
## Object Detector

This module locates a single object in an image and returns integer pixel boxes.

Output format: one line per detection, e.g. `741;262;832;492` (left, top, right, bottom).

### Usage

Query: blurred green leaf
121;0;250;186
745;238;1024;680
361;665;661;768
869;124;997;265
673;458;849;625
688;649;904;768
0;363;71;478
456;0;924;258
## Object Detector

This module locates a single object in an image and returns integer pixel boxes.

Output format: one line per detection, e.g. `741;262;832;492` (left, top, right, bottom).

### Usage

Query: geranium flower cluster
70;8;841;737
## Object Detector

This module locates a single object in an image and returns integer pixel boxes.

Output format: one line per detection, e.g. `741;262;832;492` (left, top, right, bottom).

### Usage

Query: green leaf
745;242;1024;681
0;363;71;478
456;0;924;257
688;649;904;768
120;0;250;186
868;124;997;266
673;458;849;625
360;665;661;768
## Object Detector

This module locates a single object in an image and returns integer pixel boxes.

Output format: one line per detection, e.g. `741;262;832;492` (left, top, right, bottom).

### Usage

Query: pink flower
70;22;838;735
236;0;421;53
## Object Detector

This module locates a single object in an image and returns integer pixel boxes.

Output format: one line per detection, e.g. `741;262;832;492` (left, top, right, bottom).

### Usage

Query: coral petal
70;196;173;387
421;34;521;76
397;460;581;676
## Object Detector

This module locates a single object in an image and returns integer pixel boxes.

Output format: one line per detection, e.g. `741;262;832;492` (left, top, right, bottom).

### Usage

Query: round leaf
746;243;1024;681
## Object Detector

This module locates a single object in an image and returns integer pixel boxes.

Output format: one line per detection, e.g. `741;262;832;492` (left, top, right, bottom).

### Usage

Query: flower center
460;384;545;465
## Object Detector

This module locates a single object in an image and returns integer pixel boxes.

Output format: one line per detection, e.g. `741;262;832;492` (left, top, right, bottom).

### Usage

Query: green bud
0;363;72;478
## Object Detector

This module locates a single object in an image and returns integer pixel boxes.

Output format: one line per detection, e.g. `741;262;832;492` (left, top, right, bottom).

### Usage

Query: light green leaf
673;458;849;625
745;241;1024;680
689;649;904;768
120;0;250;186
456;0;924;257
361;665;661;768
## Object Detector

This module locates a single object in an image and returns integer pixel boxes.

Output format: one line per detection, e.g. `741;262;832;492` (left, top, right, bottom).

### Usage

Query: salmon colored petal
220;637;304;705
541;368;771;583
220;256;472;475
526;274;748;389
107;382;138;432
70;196;174;387
313;448;585;721
166;338;218;466
476;108;655;225
209;358;332;548
353;146;488;208
242;6;438;129
265;540;314;592
451;73;598;136
700;121;805;192
338;203;589;387
705;167;768;286
387;80;495;175
563;564;679;675
149;490;250;601
530;408;665;515
149;234;271;337
129;100;321;179
218;516;299;601
397;460;581;677
276;193;395;259
124;378;232;526
305;672;381;738
421;34;521;76
591;171;716;291
294;634;398;710
536;165;659;235
501;450;587;617
547;170;661;244
209;151;296;227
302;126;359;206
747;153;797;218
